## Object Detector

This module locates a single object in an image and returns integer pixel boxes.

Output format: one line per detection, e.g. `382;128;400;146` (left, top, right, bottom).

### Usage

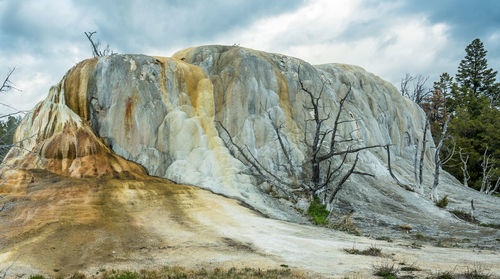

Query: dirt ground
0;169;499;278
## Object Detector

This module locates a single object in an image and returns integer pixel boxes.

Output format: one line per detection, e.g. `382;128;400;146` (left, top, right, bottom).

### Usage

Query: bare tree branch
328;153;360;204
400;73;430;106
84;31;114;57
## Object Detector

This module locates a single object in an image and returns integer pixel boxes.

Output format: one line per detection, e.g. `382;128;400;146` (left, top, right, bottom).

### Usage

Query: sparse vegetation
478;223;500;229
435;195;449;208
29;267;307;279
427;265;492;279
307;196;329;225
410;242;422;249
69;273;87;279
375;236;393;242
373;263;399;279
104;270;139;279
451;210;478;223
414;233;435;241
432;272;456;279
462;265;492;279
400;264;421;272
330;213;361;235
344;245;382;256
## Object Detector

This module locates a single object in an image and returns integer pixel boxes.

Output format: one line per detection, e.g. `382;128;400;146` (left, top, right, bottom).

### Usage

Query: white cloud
216;0;452;85
1;0;498;116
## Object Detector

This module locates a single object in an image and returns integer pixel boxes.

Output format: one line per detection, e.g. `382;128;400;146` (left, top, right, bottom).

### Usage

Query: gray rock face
8;46;500;243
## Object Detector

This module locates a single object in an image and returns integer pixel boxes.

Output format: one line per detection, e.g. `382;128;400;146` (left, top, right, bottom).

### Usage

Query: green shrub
435;195;449;208
307;196;329;225
29;276;46;279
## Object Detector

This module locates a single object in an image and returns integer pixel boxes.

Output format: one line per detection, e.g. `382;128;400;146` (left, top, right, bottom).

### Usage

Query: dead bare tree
400;73;431;106
413;139;419;186
486;178;500;195
431;115;453;201
218;66;384;206
84;31;114;57
413;115;430;193
480;146;499;195
458;148;470;188
0;68;19;94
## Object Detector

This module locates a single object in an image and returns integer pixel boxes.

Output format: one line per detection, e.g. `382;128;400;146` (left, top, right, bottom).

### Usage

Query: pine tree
436;39;500;194
456;38;499;106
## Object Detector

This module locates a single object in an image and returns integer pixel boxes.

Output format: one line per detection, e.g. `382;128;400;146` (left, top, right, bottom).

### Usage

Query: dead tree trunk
413;139;419;185
431;115;450;201
297;66;383;202
417;116;429;193
458;148;470;188
479;146;498;194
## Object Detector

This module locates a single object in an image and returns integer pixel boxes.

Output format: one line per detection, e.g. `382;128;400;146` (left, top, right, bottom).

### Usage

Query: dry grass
344;245;383;256
373;263;399;279
29;266;309;279
330;213;361;236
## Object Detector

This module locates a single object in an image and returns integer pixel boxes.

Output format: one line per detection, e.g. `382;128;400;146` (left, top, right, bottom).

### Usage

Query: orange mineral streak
63;58;98;121
124;95;134;133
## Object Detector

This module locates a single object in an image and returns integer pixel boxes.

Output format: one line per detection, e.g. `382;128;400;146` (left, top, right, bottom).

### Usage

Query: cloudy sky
1;0;499;114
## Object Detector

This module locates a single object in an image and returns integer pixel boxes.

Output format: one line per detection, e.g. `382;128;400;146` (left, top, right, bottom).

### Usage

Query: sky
1;0;499;115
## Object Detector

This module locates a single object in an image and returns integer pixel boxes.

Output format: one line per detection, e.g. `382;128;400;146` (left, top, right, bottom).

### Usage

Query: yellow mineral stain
154;56;233;186
254;52;300;145
130;58;137;71
152;57;174;112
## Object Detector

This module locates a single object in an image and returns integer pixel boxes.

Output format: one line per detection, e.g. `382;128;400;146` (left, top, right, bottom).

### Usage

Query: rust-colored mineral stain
125;96;134;133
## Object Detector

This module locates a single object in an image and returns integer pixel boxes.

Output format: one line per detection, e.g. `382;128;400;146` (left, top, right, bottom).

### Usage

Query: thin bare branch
328;153;359;204
385;144;412;190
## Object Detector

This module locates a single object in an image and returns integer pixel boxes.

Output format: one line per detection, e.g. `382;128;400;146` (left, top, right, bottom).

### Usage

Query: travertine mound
3;45;499;235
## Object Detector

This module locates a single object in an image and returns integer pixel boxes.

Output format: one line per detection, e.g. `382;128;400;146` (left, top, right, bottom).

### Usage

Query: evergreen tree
456;38;499;106
435;38;500;194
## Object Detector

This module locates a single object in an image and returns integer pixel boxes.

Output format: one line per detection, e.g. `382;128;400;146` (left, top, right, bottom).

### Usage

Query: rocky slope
1;46;499;276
